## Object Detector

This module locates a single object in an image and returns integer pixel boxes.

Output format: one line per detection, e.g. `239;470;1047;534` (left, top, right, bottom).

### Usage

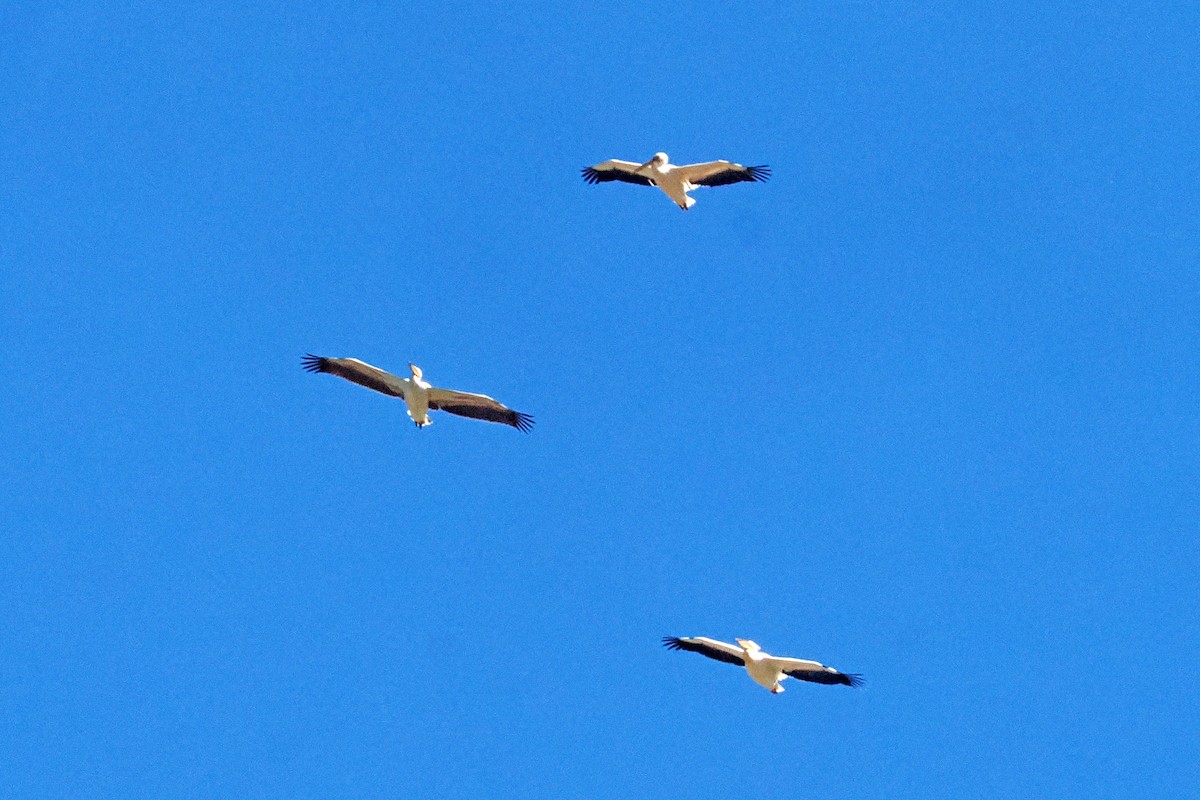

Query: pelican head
409;363;423;380
637;152;669;173
735;639;761;653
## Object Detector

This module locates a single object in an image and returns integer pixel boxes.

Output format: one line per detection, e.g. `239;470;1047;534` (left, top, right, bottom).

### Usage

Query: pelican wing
426;388;534;432
581;159;654;186
676;161;771;187
662;636;745;666
301;354;407;398
775;656;864;687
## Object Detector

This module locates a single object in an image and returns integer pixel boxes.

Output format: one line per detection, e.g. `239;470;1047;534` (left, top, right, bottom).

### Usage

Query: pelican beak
636;158;656;173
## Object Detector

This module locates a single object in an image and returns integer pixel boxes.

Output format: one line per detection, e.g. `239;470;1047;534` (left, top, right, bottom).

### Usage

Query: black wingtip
662;636;684;651
748;165;771;182
301;353;326;374
844;673;865;688
581;166;599;184
512;412;535;433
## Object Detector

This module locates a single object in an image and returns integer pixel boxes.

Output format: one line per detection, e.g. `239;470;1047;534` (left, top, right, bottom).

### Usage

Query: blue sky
2;2;1198;798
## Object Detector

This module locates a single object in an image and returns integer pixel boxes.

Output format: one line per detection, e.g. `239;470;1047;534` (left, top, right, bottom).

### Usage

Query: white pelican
581;152;770;210
302;354;534;432
663;636;862;694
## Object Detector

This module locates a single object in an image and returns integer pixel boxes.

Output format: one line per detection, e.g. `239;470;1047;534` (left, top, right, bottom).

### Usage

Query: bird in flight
582;152;770;210
663;636;862;694
302;354;534;432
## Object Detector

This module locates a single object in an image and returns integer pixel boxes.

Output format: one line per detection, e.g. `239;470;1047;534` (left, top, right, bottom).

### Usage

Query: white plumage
582;152;770;210
663;636;863;694
302;355;534;432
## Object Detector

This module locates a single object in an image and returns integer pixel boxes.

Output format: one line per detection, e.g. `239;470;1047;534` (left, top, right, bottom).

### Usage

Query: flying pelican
662;636;862;694
302;354;534;432
581;152;770;210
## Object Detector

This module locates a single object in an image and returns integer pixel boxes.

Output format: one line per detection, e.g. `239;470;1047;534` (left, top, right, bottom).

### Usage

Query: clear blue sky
2;3;1197;798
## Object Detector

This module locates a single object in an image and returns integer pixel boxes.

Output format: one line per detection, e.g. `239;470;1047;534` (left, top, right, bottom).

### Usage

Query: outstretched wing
675;161;771;187
426;388;534;432
662;636;745;666
581;159;654;186
774;656;864;687
301;354;407;399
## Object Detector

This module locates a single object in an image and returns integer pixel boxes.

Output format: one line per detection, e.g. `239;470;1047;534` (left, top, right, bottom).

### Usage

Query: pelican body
663;636;862;694
582;152;770;210
302;355;534;432
404;363;432;426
